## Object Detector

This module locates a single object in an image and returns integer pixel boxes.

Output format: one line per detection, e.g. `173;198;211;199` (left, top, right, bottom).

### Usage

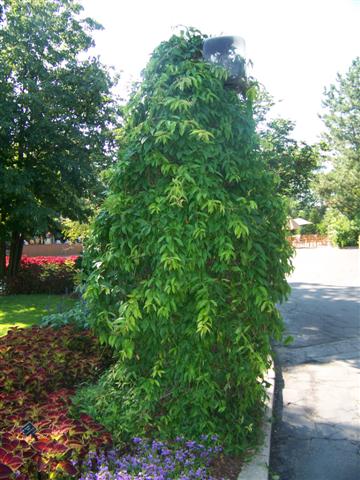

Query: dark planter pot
202;35;246;87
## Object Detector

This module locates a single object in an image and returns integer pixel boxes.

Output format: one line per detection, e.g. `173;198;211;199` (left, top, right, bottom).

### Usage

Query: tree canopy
317;57;360;219
259;118;319;203
315;57;360;245
0;0;118;277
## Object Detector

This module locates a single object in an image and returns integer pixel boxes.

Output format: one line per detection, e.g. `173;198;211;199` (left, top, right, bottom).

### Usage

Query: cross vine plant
80;28;293;453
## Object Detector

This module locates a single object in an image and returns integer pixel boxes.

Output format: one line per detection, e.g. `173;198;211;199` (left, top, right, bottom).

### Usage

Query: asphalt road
269;247;360;480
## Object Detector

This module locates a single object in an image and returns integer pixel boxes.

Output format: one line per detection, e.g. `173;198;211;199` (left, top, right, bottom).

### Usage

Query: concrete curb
237;365;275;480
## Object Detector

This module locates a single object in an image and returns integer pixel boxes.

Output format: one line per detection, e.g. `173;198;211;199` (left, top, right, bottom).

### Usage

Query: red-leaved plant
0;326;113;479
5;256;78;267
5;257;79;295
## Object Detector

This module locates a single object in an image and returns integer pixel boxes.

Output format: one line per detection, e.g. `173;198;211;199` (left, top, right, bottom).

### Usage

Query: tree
259;118;319;203
252;88;321;227
61;217;92;243
78;30;292;452
0;0;118;279
322;57;360;165
316;58;360;245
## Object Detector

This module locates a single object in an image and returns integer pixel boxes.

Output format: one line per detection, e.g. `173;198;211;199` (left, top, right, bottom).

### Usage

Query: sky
80;0;360;144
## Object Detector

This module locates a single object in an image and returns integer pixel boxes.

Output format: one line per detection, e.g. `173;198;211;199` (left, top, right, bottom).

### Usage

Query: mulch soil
210;454;244;479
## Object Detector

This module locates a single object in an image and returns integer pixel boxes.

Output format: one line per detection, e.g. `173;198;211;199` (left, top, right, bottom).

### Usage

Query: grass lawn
0;294;76;337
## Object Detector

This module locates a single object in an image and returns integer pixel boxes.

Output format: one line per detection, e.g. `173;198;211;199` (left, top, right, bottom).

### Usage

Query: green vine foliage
80;29;293;452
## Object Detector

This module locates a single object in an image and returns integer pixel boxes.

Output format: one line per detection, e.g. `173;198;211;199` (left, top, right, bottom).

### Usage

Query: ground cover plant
76;436;228;480
0;294;76;337
5;256;79;295
0;325;113;479
80;29;293;453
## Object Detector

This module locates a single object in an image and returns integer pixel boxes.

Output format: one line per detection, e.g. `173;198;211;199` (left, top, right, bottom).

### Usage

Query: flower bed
78;436;224;480
5;256;79;295
0;325;112;479
5;256;78;266
0;325;240;479
0;390;111;479
0;325;106;396
21;256;78;265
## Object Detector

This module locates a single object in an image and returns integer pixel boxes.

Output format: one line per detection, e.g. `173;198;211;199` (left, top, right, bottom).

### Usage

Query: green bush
73;364;138;445
322;208;360;247
80;29;292;453
41;300;90;330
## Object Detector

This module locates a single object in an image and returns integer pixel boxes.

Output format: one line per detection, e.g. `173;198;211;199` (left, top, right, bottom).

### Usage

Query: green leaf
190;129;214;142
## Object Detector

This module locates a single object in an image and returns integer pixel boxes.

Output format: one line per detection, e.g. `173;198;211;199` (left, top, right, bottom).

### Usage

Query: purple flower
76;435;224;479
185;440;197;449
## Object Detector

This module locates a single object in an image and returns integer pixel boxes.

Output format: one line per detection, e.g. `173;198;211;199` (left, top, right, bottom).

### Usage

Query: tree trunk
7;122;26;278
15;233;24;272
7;231;24;278
0;234;6;280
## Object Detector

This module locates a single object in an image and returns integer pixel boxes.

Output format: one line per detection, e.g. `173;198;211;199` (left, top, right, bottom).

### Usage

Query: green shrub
73;365;136;445
80;29;292;453
41;300;90;330
322;208;360;247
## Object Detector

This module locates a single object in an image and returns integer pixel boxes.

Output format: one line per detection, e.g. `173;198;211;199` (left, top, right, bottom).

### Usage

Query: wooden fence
22;243;83;257
287;234;330;248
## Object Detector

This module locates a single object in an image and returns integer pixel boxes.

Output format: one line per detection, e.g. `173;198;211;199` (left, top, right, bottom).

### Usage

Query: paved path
270;247;360;480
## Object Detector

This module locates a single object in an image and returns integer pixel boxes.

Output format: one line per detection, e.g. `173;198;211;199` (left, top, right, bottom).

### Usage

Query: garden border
237;364;275;480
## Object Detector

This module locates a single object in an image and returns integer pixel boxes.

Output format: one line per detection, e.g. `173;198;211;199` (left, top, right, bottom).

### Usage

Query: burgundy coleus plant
0;393;112;478
0;326;113;479
0;326;110;399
